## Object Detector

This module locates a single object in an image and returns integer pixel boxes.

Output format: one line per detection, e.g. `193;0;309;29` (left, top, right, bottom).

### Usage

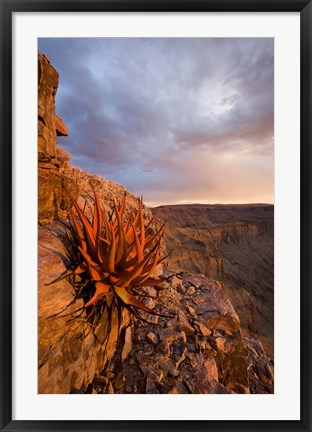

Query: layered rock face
152;204;274;357
38;51;78;225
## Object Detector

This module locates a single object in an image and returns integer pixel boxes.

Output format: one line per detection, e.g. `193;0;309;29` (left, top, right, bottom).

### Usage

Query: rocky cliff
38;51;79;224
97;271;273;395
152;204;274;358
37;51;274;394
39;237;273;394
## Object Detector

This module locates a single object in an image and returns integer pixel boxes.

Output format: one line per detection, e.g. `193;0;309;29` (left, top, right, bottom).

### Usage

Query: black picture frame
1;1;311;431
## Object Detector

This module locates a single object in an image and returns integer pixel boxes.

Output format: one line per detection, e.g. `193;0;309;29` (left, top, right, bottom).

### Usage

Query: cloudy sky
39;38;274;206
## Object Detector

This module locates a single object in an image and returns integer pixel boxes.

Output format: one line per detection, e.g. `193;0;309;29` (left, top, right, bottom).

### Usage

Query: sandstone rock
114;377;126;390
217;337;250;394
140;366;159;381
38;226;131;393
215;337;226;351
187;306;196;315
38;228;97;393
121;327;133;361
171;338;186;363
55;114;68;136
169;387;178;394
146;332;158;345
38;168;79;225
187;286;195;296
99;272;273;394
195;321;212;336
156;340;170;357
158;359;179;377
178;310;195;336
38;51;59;158
158;327;180;342
146;378;159;394
244;337;274;393
204;358;219;381
50;158;61;167
38;51;77;225
38;162;57;170
165;317;177;328
144;287;157;297
169;381;189;394
143;298;156;310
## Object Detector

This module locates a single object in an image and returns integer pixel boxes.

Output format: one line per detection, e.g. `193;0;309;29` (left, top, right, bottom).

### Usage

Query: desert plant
65;183;167;325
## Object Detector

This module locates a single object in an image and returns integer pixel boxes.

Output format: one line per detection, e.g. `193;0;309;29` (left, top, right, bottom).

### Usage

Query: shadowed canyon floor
152;204;274;358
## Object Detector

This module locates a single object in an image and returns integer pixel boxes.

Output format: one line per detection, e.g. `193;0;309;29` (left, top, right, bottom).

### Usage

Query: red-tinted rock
55;114;69;136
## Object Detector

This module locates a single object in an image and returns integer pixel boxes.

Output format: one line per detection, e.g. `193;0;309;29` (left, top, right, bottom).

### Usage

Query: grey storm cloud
38;37;274;205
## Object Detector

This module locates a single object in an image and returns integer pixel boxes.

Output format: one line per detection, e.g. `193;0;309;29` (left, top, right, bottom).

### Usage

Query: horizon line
147;201;274;209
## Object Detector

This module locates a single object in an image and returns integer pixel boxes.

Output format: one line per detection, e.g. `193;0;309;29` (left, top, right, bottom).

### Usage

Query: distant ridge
155;203;274;208
152;203;274;358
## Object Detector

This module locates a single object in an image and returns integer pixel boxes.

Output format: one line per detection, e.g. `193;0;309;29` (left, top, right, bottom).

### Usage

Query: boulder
38;225;131;393
38;168;79;225
92;272;273;395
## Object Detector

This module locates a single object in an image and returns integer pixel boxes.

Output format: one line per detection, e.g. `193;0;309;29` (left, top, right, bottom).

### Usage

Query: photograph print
37;37;274;394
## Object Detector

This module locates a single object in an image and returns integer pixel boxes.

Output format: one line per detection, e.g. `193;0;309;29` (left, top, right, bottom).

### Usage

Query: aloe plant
65;183;167;321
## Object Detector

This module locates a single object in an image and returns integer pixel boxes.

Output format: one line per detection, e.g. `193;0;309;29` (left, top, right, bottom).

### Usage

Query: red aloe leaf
130;201;141;234
69;208;87;252
115;243;157;287
113;286;155;315
136;278;167;287
123;217;131;236
140;244;169;275
65;188;96;254
85;281;111;308
107;227;116;273
101;211;113;244
89;182;103;262
89;182;102;233
134;243;160;285
113;195;126;230
74;262;87;275
125;217;135;245
132;222;143;263
113;198;127;266
144;222;166;251
98;236;110;245
138;198;145;249
119;252;138;271
100;213;114;272
78;246;103;281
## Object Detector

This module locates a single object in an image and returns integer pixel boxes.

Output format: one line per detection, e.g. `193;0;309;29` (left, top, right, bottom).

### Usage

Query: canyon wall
152;204;274;357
